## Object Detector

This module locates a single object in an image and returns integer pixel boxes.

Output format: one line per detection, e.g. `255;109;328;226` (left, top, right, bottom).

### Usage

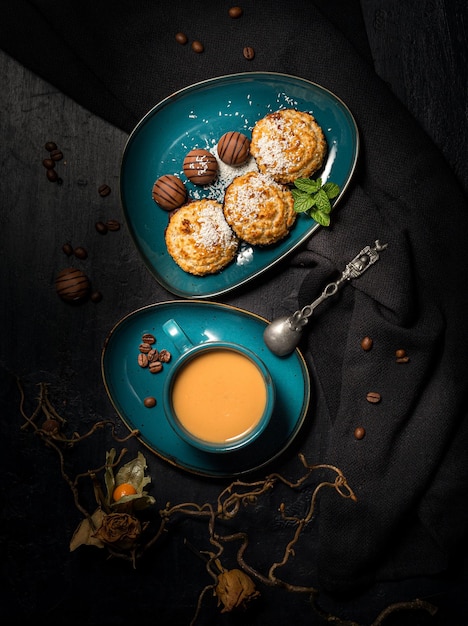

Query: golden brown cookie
250;109;326;184
165;199;238;275
223;171;296;246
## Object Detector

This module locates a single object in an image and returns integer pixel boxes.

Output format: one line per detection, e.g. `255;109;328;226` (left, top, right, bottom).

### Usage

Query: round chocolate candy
55;267;90;303
217;131;251;166
152;174;187;210
183;149;218;186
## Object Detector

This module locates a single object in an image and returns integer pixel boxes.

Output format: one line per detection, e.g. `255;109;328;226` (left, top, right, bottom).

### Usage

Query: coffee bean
139;342;152;354
191;40;204;53
360;336;373;351
74;246;88;260
46;168;58;182
142;333;156;344
90;290;103;303
158;349;171;363
95;221;108;234
144;396;157;408
62;243;73;256
354;426;366;440
106;219;121;231
366;391;381;404
42;158;55;169
243;46;255;60
175;32;188;45
50;149;63;161
137;353;149;368
228;6;243;18
147;348;159;362
45;141;57;152
149;360;163;373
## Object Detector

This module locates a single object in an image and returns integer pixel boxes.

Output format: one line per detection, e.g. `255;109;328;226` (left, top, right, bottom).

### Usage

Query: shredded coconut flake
193;205;235;249
231;173;280;219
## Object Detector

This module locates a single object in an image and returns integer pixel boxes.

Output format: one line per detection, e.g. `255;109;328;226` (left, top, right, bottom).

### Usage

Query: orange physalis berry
113;483;137;501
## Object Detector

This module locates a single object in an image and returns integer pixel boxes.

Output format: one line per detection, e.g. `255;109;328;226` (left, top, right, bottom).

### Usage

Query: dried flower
105;449;156;511
93;512;142;550
215;568;260;613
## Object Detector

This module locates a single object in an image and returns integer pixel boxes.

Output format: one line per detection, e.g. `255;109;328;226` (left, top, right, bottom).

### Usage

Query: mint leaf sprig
291;178;340;227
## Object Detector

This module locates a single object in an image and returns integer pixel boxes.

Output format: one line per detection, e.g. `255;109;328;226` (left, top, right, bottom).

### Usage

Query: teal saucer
120;72;359;299
101;301;310;477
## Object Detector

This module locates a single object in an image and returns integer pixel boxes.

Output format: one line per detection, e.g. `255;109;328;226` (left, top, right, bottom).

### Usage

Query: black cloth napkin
2;0;468;619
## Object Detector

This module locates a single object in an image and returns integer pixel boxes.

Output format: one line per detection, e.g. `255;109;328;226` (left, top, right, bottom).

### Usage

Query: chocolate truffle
55;267;90;302
152;174;187;210
217;131;251;166
183;149;218;186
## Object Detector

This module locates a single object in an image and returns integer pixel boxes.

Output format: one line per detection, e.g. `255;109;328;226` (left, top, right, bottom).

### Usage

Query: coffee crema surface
171;348;267;444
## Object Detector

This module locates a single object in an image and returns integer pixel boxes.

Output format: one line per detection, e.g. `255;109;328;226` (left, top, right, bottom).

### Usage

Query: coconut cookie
223;171;296;246
165;199;238;275
250;109;326;184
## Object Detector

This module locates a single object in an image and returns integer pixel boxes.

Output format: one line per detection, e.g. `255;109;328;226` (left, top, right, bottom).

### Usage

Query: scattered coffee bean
158;349;172;363
175;32;188;45
42;158;55;169
395;349;406;358
228;6;243;18
137;353;149;368
147;348;159;362
360;336;373;351
74;246;88;260
191;40;204;53
366;391;381;404
354;427;366;440
98;183;111;197
95;221;108;235
106;219;121;231
46;168;59;182
62;242;73;256
149;360;163;373
50;149;63;161
90;290;103;303
136;333;169;377
243;46;255;60
396;356;410;364
144;396;157;408
45;141;57;152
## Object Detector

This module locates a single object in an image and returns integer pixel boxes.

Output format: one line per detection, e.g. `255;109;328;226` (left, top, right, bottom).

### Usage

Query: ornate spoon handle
263;240;388;356
289;239;388;330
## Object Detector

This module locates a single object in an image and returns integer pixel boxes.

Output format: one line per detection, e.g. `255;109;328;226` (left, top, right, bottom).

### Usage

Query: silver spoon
263;240;388;356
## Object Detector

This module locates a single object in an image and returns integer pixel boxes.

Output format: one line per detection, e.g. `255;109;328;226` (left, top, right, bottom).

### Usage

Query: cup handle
162;319;194;354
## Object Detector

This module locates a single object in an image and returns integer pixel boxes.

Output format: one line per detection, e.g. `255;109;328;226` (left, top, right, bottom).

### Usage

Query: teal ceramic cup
162;319;275;453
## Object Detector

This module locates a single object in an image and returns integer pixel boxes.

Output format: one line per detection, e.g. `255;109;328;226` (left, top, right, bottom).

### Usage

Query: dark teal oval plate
120;72;359;298
101;301;310;477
